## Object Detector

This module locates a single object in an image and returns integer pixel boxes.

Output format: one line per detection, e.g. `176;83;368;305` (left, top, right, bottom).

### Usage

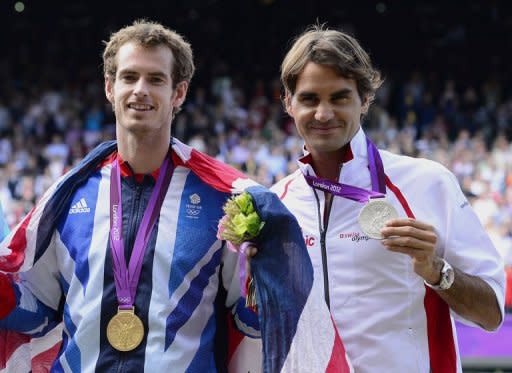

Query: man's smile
127;103;154;111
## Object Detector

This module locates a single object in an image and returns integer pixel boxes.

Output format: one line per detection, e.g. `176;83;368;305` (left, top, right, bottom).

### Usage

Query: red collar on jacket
102;152;161;183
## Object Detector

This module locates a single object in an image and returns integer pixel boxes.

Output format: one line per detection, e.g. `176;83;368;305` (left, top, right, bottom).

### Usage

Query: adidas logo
69;198;91;214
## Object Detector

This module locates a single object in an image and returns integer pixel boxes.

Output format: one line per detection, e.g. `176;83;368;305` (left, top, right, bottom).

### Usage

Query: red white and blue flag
0;140;352;372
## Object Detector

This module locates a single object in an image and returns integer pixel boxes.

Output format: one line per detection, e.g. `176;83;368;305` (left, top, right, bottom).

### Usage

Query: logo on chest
339;231;370;242
304;234;316;247
186;193;202;219
69;198;91;214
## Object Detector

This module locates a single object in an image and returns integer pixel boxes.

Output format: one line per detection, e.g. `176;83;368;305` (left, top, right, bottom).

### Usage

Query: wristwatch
425;259;455;290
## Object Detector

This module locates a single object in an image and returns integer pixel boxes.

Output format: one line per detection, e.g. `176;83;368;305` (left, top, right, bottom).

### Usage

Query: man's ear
284;91;293;117
361;95;370;115
105;76;114;104
172;81;189;108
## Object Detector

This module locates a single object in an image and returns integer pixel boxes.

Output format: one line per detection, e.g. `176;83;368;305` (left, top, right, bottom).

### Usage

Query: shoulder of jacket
173;147;250;194
271;170;303;195
380;149;458;192
380;149;452;176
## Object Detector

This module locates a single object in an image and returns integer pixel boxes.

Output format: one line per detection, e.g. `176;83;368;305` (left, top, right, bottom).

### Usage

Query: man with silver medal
272;25;505;372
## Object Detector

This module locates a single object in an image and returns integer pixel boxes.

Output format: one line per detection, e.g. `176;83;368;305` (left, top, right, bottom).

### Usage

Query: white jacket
271;128;505;373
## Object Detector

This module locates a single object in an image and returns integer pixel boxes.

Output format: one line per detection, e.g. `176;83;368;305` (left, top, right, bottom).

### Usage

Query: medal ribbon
109;155;173;310
304;137;386;202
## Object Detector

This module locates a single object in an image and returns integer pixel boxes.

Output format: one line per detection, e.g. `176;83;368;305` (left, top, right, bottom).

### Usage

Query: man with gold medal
0;20;350;373
0;20;268;372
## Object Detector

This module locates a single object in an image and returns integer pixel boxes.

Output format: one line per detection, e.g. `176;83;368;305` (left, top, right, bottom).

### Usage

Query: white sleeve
435;170;505;327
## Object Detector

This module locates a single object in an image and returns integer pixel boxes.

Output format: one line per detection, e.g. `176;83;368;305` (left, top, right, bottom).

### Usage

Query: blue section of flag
59;273;70;294
52;354;65;373
62;302;81;372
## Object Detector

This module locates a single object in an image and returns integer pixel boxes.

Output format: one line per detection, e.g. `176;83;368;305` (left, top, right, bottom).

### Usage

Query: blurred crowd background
0;0;511;312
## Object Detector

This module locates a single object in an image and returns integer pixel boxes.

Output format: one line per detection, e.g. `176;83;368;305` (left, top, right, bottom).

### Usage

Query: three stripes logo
69;198;91;214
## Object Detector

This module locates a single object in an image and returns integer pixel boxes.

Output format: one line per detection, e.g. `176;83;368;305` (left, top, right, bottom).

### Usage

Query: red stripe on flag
0;273;16;318
226;315;245;363
326;317;351;373
188;149;247;193
32;340;61;373
0;330;30;369
0;209;35;272
385;175;456;373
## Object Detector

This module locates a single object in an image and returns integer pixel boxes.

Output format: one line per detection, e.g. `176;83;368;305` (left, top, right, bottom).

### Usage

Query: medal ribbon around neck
109;154;173;310
304;137;386;201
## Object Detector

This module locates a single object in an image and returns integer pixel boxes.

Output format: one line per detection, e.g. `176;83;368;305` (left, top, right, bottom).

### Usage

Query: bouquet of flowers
218;192;265;246
217;188;353;372
218;192;265;309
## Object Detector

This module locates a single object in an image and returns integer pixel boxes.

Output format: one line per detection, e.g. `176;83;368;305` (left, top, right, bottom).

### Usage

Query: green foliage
220;192;265;245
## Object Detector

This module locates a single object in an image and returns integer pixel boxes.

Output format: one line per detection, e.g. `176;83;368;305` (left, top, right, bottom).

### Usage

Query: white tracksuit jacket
271;128;505;373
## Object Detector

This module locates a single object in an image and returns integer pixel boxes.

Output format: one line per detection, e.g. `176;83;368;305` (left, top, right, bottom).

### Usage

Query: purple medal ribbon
109;155;173;310
304;137;386;201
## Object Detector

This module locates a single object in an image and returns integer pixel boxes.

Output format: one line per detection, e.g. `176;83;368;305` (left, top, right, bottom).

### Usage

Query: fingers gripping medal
358;198;398;239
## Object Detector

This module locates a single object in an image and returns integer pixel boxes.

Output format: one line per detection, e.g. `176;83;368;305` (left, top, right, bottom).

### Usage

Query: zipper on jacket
116;358;125;373
311;164;342;310
125;182;144;264
313;188;334;310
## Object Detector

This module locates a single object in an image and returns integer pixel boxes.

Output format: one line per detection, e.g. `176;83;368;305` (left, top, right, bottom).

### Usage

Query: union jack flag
0;141;352;372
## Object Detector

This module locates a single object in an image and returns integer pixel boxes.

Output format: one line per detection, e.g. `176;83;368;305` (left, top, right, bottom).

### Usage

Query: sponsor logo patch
69;198;91;214
186;194;202;219
339;232;370;242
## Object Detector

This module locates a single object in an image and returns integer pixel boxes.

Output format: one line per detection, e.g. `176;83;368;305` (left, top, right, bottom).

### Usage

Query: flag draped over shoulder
0;141;351;373
240;186;352;373
1;202;61;373
0;142;117;373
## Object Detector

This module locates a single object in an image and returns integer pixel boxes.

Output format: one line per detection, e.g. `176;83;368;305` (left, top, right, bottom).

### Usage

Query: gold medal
106;307;144;352
358;198;399;239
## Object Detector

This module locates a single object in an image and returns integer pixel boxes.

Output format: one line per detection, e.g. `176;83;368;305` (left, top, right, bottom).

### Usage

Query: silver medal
358;199;399;239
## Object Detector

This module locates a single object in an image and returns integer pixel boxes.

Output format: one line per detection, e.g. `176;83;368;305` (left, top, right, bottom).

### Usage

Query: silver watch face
440;264;455;290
